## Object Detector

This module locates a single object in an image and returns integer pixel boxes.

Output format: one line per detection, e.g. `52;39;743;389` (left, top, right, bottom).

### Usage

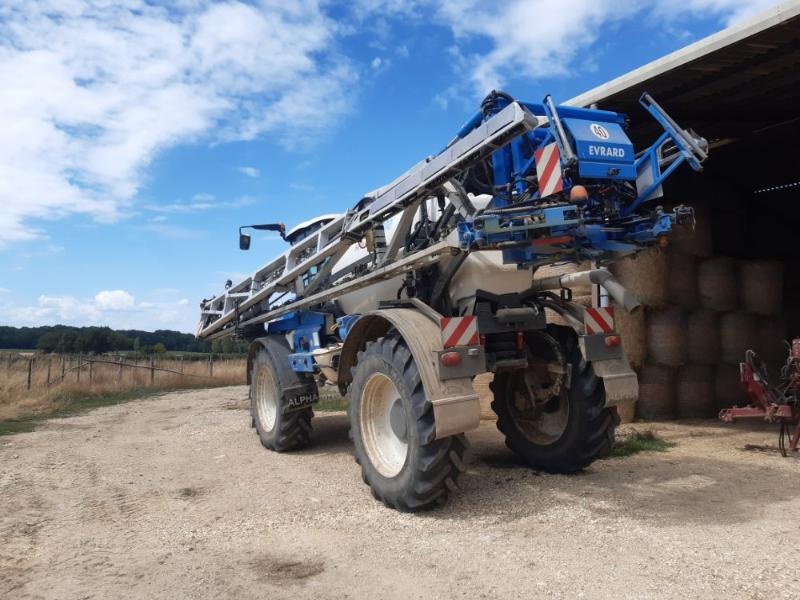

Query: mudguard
338;307;481;439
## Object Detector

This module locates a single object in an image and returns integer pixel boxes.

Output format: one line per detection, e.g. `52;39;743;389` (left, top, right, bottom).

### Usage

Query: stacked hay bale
609;208;786;421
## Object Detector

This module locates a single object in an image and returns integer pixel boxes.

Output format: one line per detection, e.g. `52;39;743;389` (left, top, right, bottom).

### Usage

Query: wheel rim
254;364;279;433
360;372;409;478
508;363;570;445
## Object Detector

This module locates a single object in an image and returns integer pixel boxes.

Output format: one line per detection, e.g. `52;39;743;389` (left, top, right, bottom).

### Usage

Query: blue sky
0;0;780;332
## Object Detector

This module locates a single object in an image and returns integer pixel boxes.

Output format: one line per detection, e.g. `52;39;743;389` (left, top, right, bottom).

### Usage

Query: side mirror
239;232;251;250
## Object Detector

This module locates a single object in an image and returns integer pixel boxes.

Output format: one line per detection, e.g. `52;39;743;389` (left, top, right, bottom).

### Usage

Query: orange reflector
604;335;621;348
441;351;462;367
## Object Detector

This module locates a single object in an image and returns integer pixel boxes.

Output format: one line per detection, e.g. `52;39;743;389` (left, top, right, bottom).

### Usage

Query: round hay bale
698;257;738;311
715;363;748;411
637;364;676;420
646;307;687;366
676;364;715;418
755;316;788;363
666;252;698;308
686;309;720;364
615;307;646;369
616;401;637;424
720;311;758;364
668;203;713;257
609;248;668;308
739;260;783;316
473;372;496;420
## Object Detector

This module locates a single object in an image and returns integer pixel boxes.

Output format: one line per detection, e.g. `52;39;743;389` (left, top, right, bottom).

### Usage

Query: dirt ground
2;386;799;600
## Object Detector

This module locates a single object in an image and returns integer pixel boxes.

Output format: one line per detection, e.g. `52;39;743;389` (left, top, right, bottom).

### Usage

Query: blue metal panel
288;352;315;372
562;118;636;180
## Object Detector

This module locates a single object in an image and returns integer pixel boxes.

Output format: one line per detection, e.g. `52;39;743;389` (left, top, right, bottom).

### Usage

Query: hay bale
739;260;783;316
698;256;738;311
715;363;748;411
616;401;637;424
646;307;687;366
609;248;668;308
666;252;698;308
473;373;496;420
668;203;713;257
720;311;758;364
755;316;788;363
676;364;715;418
686;309;720;364
615;307;646;369
637;364;676;420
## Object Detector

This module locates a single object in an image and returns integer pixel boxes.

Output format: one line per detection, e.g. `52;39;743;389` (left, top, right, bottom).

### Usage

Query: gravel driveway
2;385;799;599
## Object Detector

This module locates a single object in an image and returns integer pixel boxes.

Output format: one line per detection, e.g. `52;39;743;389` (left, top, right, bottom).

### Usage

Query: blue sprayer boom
199;91;707;511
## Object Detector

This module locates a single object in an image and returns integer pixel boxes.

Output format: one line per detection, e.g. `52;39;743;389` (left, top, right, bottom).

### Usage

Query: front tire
349;335;468;511
250;345;314;452
491;325;617;473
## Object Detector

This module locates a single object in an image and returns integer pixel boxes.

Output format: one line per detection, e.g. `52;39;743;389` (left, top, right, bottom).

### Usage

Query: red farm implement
719;339;800;456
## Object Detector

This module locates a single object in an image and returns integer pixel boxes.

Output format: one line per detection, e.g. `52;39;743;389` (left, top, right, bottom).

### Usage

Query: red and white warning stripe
534;142;564;198
440;316;479;348
584;307;615;334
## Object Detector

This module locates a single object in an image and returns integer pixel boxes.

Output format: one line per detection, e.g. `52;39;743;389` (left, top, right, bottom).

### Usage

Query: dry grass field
0;353;246;424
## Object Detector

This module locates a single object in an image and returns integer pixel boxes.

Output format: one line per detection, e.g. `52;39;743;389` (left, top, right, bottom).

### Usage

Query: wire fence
2;352;245;391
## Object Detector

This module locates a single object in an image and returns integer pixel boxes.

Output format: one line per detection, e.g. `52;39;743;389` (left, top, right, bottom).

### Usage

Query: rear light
516;331;525;351
792;338;800;359
479;334;486;347
604;335;620;348
441;351;462;367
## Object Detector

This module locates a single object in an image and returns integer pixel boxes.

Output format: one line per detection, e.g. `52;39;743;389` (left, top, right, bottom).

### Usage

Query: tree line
0;325;210;354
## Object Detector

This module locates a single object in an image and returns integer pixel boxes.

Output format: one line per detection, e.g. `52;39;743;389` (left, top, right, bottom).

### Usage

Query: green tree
153;342;167;354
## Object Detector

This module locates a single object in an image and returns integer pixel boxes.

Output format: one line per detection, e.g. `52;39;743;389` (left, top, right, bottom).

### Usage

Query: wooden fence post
118;355;124;383
150;355;155;384
77;354;81;383
208;354;214;377
27;358;33;390
47;358;52;387
61;354;66;382
89;359;93;384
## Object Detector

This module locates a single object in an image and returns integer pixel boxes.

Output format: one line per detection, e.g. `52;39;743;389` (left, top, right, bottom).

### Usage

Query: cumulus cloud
6;289;197;331
0;0;355;246
237;166;261;178
94;290;136;311
381;0;781;96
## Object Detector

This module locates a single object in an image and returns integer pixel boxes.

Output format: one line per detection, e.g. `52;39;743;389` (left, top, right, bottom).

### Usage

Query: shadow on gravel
297;413;353;458
417;424;800;527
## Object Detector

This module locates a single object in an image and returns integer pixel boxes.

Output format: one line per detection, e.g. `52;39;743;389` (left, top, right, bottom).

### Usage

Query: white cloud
6;288;196;331
371;57;382;69
376;0;782;96
0;0;355;246
237;166;260;178
94;290;135;311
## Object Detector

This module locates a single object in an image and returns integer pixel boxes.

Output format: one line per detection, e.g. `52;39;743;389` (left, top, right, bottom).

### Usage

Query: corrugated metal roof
567;1;800;146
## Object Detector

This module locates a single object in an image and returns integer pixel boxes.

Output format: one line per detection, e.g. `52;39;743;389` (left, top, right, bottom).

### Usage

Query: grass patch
0;419;37;436
607;428;676;459
0;386;190;437
315;388;349;412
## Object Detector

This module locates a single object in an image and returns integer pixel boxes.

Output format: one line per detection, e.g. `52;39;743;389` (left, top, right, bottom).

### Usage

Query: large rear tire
348;335;468;511
250;345;314;452
490;325;617;473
